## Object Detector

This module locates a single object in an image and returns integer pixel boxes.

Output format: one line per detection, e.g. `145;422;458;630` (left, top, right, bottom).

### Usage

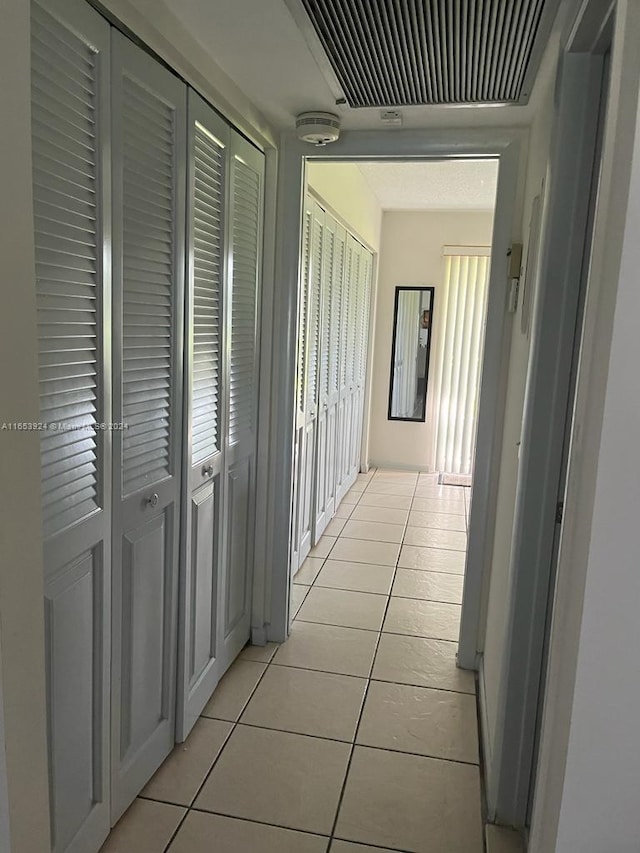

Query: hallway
102;469;480;853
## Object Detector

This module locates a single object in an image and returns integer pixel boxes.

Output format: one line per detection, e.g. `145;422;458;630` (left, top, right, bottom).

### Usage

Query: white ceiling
166;0;561;132
357;160;499;211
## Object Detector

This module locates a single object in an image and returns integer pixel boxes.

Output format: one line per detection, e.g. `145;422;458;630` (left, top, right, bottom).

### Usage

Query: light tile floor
101;469;481;853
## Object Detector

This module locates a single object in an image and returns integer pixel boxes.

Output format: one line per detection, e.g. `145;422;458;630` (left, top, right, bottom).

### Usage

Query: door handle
202;464;214;477
145;493;159;508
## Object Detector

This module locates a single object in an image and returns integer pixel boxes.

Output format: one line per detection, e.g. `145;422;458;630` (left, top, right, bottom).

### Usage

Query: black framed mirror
388;286;435;422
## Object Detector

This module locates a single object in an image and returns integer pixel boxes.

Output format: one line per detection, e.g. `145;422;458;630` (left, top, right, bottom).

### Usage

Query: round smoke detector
296;111;341;146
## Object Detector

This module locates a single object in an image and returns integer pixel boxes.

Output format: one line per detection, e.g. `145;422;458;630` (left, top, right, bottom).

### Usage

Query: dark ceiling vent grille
298;0;554;107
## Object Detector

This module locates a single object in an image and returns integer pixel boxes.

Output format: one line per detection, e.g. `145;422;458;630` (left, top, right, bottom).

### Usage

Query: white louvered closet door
335;230;352;503
291;200;313;575
222;132;264;666
313;209;336;542
327;220;346;519
176;91;230;741
31;1;111;850
110;32;187;820
344;235;360;487
352;245;372;473
298;202;323;559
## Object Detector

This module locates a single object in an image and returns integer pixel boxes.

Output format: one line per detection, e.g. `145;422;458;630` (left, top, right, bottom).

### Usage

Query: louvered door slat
33;0;102;539
191;123;225;464
120;75;175;495
228;155;261;447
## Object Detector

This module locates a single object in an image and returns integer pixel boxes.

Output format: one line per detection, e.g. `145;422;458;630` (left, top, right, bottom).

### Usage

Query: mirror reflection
388;286;435;421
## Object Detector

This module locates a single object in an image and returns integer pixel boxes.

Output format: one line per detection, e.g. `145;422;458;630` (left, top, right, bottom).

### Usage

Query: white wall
306;162;382;250
0;633;11;853
480;57;556;762
368;210;494;471
530;1;640;849
0;2;52;849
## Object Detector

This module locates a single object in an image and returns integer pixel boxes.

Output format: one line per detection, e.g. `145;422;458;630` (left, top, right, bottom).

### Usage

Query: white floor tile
330;537;400;566
341;519;405;543
296;586;387;631
398;544;466;574
169;812;328;853
335;746;483;852
350;504;409;524
290;583;310;617
100;799;185;853
294;556;325;585
372;633;475;694
316;560;395;595
411;496;466;515
241;665;366;741
195;726;350;835
408;510;467;531
383;597;462;642
357;680;479;763
309;536;337;559
365;481;415;496
324;516;348;537
392;568;464;604
358;492;413;510
404;526;467;551
273;621;378;677
141;717;231;805
201;660;267;722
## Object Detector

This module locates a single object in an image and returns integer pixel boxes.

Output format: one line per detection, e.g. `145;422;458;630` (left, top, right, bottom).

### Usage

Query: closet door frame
176;90;230;741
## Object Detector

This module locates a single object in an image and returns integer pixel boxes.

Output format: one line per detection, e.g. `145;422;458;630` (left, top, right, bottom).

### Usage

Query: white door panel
32;1;112;849
176;91;229;741
110;31;186;820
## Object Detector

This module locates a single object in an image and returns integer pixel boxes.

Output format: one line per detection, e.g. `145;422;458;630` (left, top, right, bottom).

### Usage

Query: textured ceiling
357;160;499;210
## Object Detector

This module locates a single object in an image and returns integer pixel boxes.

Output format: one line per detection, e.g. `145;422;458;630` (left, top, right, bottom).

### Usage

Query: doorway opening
288;156;500;653
289;157;499;600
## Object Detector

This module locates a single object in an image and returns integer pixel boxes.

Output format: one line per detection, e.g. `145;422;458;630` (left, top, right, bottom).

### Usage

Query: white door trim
261;130;524;644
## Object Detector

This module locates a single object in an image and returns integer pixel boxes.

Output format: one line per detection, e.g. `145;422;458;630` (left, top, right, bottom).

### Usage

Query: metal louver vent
298;0;555;106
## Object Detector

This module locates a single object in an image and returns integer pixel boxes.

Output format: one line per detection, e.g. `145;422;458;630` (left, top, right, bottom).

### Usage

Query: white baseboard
369;459;437;473
478;655;495;818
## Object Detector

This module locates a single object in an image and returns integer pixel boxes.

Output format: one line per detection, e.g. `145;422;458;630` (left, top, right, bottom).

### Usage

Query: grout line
326;472;416;844
208;720;480;767
157;469;480;853
264;660;476;695
293;616;461;640
393;564;466;577
186;806;332;840
160;658;275;850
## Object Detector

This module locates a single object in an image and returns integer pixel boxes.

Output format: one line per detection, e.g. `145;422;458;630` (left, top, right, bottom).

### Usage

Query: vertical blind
434;249;490;476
